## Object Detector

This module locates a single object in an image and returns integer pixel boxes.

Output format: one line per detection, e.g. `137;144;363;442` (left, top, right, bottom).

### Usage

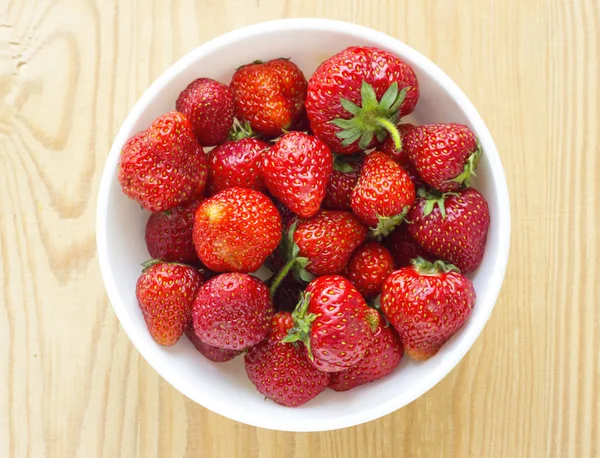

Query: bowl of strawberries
97;18;510;431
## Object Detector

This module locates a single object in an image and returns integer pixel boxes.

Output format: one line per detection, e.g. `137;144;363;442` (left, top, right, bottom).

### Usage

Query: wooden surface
1;0;599;456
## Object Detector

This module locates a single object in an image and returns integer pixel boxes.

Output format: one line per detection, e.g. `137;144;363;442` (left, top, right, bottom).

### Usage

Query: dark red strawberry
403;123;482;192
118;112;208;211
322;156;363;211
381;257;475;360
329;322;403;391
271;278;304;313
136;262;204;346
264;197;299;273
306;46;419;154
184;324;241;362
262;131;333;218
192;273;273;350
383;223;433;268
176;77;235;146
245;312;330;407
193;188;281;272
407;188;490;273
343;241;394;298
230;58;307;136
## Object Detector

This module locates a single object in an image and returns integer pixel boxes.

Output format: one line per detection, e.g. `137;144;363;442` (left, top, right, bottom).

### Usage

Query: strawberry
245;312;330;407
135;262;204;346
262;132;333;217
230;58;308;136
271;278;304;313
350;151;416;236
265;197;298;273
381;257;476;360
343;241;395;298
192;273;273;350
176;77;235;146
118;112;208;212
184;324;241;362
283;275;378;372
145;199;200;264
306;46;419;154
407;188;490;273
192;188;281;273
322;156;363;211
329;322;403;391
403;123;482;192
384;223;433;268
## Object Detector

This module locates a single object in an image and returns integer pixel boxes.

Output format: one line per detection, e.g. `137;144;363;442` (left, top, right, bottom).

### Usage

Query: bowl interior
97;19;510;432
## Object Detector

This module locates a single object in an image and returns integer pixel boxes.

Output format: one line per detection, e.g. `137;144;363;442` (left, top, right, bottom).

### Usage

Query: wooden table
1;0;598;456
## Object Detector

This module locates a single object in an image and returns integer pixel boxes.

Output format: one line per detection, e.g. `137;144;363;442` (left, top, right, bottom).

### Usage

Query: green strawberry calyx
281;292;317;358
418;188;459;218
412;256;460;276
228;118;256;141
369;205;411;239
449;139;483;187
332;153;362;173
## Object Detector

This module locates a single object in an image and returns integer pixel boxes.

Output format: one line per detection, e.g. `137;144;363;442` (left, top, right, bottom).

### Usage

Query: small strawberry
262;132;333;217
245;312;330;407
230;58;308;136
343;241;395;298
145;199;200;264
184;324;241;362
283;275;378;372
403;123;482;192
384;223;433;268
118;112;208;211
306;46;419;154
192;273;273;350
176;78;235;146
381;257;476;360
407;188;490;273
329;322;403;391
192;188;281;273
135;262;204;346
322;156;363;211
351;151;416;236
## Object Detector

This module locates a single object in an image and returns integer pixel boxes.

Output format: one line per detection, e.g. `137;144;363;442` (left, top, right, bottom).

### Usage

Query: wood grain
0;0;598;456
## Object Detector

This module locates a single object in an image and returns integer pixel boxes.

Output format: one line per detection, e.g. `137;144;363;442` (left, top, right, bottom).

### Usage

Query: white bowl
96;18;510;432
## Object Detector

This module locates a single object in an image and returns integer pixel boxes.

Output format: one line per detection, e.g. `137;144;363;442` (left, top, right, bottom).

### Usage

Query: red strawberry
245;312;330;407
135;262;204;346
322;156;363;211
192;273;273;350
283;275;378;372
306;46;419;154
381;257;476;360
262;132;333;218
184;324;241;362
145;199;200;264
403;123;482;192
230;58;308;136
118;112;208;211
192;188;281;273
384;223;433;268
351;151;416;236
407;188;490;273
343;241;394;298
176;78;235;146
329;322;403;391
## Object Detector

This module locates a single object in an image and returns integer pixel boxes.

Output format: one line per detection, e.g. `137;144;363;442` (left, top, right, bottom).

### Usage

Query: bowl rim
96;17;511;432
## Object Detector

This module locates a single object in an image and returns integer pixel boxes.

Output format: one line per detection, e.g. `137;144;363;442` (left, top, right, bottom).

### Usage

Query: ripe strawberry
329;322;403;391
262;132;333;218
135;262;204;346
351;152;416;236
407;188;490;273
193;188;281;272
384;223;433;268
283;275;378;372
403;123;482;192
343;241;394;298
306;46;419;154
381;257;476;360
184;324;241;362
245;312;330;407
175;78;235;146
192;273;273;350
145;199;200;264
322;156;363;211
230;58;308;136
118;112;208;211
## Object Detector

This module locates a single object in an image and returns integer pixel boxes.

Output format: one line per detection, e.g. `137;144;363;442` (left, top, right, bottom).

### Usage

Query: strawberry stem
374;116;402;150
412;256;460;275
281;292;316;358
269;258;297;297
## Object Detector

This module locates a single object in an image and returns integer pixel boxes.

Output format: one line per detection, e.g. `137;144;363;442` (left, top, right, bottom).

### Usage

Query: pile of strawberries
118;46;490;407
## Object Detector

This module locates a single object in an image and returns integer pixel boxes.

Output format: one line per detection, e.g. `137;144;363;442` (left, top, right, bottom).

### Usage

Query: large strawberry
230;58;307;136
245;312;330;407
118;112;208;211
192;273;273;350
403;123;482;192
136;262;204;346
176;77;235;146
322;155;363;211
306;46;419;154
184;324;241;362
407;188;490;273
381;257;476;360
343;241;395;298
262;131;333;217
383;223;433;268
